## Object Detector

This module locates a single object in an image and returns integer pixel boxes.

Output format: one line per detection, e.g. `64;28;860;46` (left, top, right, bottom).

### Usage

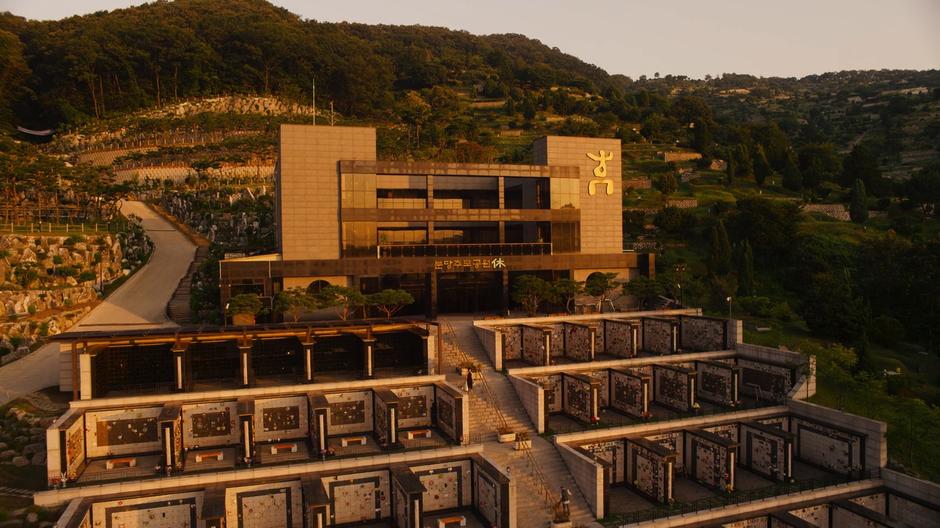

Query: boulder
0;449;15;459
23;442;44;456
31;451;47;465
11;455;28;467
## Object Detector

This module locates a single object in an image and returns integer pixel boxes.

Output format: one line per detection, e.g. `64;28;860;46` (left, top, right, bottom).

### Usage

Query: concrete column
362;338;375;379
302;340;315;383
239;344;253;388
171;345;188;392
79;353;94;401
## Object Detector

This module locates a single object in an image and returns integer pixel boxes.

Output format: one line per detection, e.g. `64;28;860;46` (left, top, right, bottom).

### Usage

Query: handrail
518;439;562;514
602;468;880;526
442;321;509;433
378;242;551;258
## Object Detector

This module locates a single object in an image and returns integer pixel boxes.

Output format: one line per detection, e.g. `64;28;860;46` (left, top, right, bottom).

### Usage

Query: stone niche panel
521;325;549;365
646;431;684;472
412;460;472;512
501;326;521;361
704;423;739;447
392;385;433;429
563;323;594;362
889;493;940;527
91;491;201;528
740;422;791;481
326;390;373;435
788;504;830;527
322;470;390;525
588;369;609;407
182;401;238;446
254;396;308;442
849;492;885;514
652;364;695;412
435;386;459;441
603;319;637;358
684;430;734;492
548;324;565;358
791;417;862;474
562;374;595;423
696;361;739;406
642;318;676;355
374;394;390;446
472;459;505;528
610;369;648;418
626;440;673;503
64;413;86;478
86;407;162;458
534;375;562;413
225;480;303;528
679;316;727;351
737;359;793;401
582;440;625;484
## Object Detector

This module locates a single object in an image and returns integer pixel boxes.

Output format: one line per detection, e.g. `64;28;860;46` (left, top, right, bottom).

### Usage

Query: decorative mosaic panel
86;407;163;457
646;432;684;472
737;359;793;401
604;319;637;357
326;391;373;435
501;326;521;361
792;417;862;474
413;460;472;507
643;318;675;355
374;396;389;446
91;492;201;528
549;324;565;358
226;481;303;528
65;415;85;478
583;440;625;484
474;465;501;527
392;385;433;428
610;369;647;418
534;375;562;413
704;423;739;445
741;423;789;481
522;325;548;365
183;401;239;446
254;396;307;442
626;441;672;503
563;374;595;423
687;432;733;491
322;471;389;524
262;407;300;432
563;323;594;362
436;391;456;440
679;316;727;351
696;361;738;406
653;364;694;412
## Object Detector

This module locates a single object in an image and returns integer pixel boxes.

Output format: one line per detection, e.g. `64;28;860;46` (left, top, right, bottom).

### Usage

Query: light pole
726;296;733;321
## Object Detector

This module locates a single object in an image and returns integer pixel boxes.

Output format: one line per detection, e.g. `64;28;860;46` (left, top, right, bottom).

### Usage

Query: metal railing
603;468;880;526
378;242;551;258
442;321;510;434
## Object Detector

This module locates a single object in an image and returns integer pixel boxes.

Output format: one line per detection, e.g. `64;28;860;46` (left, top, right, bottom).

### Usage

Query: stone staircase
438;317;599;528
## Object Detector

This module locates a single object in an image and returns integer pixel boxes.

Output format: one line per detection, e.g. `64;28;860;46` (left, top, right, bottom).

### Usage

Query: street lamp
726;296;733;321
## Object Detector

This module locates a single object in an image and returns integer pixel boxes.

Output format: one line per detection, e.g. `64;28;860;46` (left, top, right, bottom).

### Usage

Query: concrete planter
497;432;516;443
514;439;531;450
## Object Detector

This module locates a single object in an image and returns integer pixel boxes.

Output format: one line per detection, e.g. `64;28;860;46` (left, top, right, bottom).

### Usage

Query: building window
504;177;549;209
376;175;427;208
433;176;499;209
551;222;580;253
551;178;580;209
341;174;376;208
433;222;499;244
342;222;377;257
378;222;428;245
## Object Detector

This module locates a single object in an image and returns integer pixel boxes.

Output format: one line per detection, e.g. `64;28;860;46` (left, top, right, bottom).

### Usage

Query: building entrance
436;271;502;313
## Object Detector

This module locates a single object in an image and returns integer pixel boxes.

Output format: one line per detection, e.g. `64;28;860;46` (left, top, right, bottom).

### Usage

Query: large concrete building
220;125;652;316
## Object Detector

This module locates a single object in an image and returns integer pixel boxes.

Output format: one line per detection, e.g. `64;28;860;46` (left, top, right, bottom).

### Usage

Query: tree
511;275;554;316
737;240;756;296
849;179;868;224
226;293;263;319
552;278;582;313
367;289;415;319
800;271;871;345
753;145;772;187
656;173;678;198
841;144;886;195
708;220;732;276
624;276;664;310
734;144;753;179
798;143;841;189
782;151;802;191
273;287;317;322
584;272;619;310
725;156;737;186
729;198;800;266
904;166;940;216
318;285;365;320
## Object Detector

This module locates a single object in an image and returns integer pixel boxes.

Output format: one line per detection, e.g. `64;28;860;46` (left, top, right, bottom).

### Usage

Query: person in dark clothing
466;369;474;392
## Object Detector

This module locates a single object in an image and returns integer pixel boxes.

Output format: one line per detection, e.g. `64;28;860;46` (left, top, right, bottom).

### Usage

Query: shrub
78;271;96;282
870;316;905;347
769;302;796;322
738;296;773;318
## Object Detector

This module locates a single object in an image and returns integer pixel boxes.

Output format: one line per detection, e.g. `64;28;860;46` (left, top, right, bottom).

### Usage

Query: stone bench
437;515;466;528
341;436;368;447
405;429;431;440
106;457;137;470
195;451;224;463
270;442;298;455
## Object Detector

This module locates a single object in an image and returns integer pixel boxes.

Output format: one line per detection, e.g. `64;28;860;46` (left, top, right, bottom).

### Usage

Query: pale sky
2;0;938;79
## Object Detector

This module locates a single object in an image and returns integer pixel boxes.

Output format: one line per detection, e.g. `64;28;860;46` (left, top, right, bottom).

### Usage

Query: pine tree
754;145;772;186
849;178;868;223
782;151;802;191
725;156;736;186
708;220;732;276
737;239;756;296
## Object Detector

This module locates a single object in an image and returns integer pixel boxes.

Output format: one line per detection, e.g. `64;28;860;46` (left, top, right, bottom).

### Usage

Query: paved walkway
0;201;195;405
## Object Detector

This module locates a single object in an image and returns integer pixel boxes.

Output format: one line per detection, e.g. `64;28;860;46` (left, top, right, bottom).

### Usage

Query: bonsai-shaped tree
367;289;415;319
226;293;263;323
585;272;619;311
624;276;664;310
317;285;365;320
511;275;554;316
273;287;318;322
552;278;583;314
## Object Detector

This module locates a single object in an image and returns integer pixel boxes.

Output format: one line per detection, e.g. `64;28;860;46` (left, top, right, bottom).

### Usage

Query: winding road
0;201;195;405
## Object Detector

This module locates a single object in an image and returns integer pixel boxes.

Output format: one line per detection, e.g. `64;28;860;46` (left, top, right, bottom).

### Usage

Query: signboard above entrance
434;257;506;272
